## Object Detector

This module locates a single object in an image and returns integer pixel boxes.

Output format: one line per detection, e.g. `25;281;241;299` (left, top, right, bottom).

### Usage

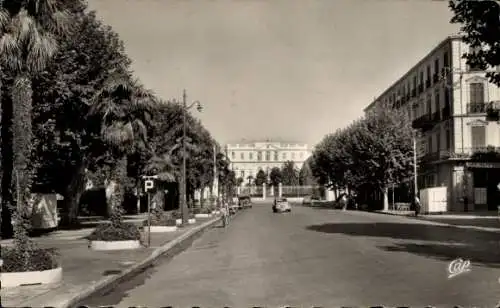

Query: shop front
466;161;500;211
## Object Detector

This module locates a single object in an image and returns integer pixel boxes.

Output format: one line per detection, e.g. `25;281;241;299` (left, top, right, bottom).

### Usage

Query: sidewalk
0;216;221;307
376;210;500;232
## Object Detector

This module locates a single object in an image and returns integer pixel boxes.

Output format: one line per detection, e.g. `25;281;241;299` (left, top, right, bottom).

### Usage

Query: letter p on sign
144;179;154;192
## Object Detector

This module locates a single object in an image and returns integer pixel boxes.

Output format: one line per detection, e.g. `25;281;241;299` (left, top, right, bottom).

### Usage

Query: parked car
273;198;291;213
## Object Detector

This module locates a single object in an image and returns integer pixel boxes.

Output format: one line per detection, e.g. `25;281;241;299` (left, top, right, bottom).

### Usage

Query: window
436;132;441;151
300;152;304;158
266;151;270;161
444;89;450;106
413;76;417;91
434;92;440;111
240;152;244;160
291;152;296;160
469;83;484;104
443;51;449;69
274;151;278;161
426;96;431;115
419;71;424;86
249;152;253;160
426;65;431;83
434;58;439;76
427;135;432;153
282;152;287;160
471;125;486;151
468;46;482;71
445;128;451;149
257;151;262;161
240;170;244;178
231;152;235;159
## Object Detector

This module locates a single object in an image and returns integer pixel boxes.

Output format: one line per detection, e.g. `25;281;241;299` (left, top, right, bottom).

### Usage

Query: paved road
77;203;500;307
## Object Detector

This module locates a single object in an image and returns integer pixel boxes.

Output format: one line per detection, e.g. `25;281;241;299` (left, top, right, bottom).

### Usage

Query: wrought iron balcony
466;102;487;114
442;146;500;160
412;114;434;130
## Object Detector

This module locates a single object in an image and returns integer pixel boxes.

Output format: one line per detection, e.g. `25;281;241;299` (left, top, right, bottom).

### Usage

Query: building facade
225;141;312;182
364;35;500;212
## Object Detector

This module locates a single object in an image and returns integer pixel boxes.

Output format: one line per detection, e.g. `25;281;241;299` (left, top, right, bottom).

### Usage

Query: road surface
77;202;500;307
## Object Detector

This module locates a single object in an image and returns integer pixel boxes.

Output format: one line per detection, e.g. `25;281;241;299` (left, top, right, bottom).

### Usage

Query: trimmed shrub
1;246;59;273
88;222;141;241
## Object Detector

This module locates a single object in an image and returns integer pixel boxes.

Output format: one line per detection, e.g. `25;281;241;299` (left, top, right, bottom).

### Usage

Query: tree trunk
382;186;389;211
200;186;205;207
61;162;87;226
0;77;14;238
11;75;35;249
109;156;127;225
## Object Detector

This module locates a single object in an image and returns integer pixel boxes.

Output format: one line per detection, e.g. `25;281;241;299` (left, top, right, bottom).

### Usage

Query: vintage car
272;198;291;213
238;195;252;209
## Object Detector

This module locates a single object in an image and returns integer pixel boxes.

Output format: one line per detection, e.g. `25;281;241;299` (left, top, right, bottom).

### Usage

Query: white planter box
90;240;141;251
1;266;62;288
175;218;182;226
188;218;196;224
148;225;177;233
195;213;211;219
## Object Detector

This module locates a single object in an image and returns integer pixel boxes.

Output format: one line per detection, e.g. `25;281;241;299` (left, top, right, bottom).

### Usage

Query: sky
87;0;459;146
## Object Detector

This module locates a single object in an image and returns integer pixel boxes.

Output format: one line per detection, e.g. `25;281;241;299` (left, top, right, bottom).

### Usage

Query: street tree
255;169;267;186
0;0;72;246
269;167;282;195
449;0;500;86
281;161;299;186
299;157;316;186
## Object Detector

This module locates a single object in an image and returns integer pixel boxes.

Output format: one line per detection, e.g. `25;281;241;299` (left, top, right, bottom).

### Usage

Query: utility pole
413;134;418;197
182;89;188;225
180;89;202;225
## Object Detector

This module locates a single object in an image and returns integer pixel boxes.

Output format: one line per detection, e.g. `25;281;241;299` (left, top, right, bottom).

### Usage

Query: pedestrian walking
340;193;348;211
413;194;421;217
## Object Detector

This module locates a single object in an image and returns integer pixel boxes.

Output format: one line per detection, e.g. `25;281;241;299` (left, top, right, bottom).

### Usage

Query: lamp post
181;89;203;225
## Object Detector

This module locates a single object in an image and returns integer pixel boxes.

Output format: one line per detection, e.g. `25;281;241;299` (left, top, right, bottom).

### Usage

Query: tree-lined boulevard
2;0;500;306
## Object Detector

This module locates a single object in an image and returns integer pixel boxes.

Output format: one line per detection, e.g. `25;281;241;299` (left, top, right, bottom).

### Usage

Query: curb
374;211;500;233
49;216;222;308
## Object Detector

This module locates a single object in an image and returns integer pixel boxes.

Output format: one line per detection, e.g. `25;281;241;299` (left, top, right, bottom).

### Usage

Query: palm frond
101;121;133;148
26;29;57;73
0;8;9;31
0;33;21;70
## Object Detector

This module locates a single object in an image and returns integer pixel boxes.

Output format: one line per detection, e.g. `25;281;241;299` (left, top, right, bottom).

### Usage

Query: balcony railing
440;146;500;160
412;114;434;130
466;102;487;114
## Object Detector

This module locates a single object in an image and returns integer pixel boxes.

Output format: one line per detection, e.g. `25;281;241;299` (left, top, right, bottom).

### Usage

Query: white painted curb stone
195;213;211;218
90;240;141;251
188;218;196;224
1;267;62;288
148;226;178;233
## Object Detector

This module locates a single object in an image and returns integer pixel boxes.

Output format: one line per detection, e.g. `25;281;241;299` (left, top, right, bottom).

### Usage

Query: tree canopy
311;102;415;209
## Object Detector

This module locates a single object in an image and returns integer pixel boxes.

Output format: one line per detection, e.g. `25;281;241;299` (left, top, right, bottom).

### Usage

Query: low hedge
2;246;59;273
88;222;141;241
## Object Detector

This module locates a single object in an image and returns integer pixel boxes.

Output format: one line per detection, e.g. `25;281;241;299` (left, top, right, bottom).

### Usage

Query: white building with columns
225;140;312;182
364;35;500;212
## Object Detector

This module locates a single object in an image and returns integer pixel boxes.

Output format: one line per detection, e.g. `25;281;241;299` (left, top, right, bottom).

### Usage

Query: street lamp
181;89;202;225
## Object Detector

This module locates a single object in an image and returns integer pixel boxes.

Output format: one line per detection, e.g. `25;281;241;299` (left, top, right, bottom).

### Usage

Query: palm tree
88;70;157;225
0;1;70;244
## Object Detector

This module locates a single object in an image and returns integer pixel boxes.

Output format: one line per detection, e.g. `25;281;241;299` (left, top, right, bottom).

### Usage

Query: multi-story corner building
225;140;312;182
364;35;500;212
